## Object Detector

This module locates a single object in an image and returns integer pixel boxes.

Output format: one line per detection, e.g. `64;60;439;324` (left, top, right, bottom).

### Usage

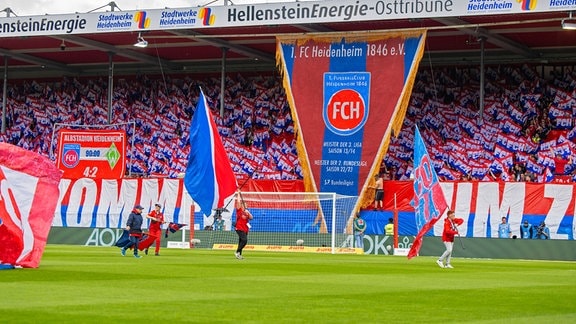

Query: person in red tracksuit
142;203;165;256
436;210;464;269
234;194;253;260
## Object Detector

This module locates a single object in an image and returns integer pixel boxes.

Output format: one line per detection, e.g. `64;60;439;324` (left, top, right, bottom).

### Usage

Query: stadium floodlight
562;12;576;30
562;19;576;30
133;33;148;48
1;7;18;17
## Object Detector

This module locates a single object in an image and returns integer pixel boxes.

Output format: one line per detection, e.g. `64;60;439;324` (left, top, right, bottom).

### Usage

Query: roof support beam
432;17;539;59
169;30;275;63
293;24;334;33
0;48;79;73
59;35;182;70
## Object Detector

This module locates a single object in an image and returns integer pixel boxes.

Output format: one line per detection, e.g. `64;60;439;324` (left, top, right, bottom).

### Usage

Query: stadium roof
1;8;576;79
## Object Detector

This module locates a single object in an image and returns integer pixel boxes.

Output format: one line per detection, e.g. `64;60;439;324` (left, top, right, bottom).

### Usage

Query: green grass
1;245;575;323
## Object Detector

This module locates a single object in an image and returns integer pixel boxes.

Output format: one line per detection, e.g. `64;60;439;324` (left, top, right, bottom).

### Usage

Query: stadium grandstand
1;74;298;179
0;4;575;184
1;1;576;258
2;64;576;183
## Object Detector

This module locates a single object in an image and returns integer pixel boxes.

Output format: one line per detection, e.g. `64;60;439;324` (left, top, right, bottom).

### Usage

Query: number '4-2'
83;167;98;178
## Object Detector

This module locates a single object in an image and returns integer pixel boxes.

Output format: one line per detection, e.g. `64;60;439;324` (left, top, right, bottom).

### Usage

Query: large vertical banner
276;31;426;207
57;129;126;179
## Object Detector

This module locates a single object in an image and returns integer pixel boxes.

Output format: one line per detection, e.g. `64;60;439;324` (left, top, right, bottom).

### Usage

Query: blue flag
114;230;130;248
408;126;448;259
184;89;237;217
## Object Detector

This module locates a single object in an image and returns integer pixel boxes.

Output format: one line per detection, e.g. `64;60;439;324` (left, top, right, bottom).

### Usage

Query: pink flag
0;143;62;268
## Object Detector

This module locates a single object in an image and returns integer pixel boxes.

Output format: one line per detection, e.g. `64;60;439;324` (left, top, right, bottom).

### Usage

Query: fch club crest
323;72;370;136
61;143;81;168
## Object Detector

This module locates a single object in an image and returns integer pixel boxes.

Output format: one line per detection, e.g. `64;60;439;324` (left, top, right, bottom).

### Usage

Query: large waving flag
0;143;62;268
408;126;448;259
184;89;237;217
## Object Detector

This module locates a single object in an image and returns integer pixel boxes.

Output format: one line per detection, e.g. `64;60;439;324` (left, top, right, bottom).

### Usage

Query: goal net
207;192;359;254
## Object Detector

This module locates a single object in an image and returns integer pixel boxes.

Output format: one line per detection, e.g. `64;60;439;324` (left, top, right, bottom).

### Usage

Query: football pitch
1;245;575;323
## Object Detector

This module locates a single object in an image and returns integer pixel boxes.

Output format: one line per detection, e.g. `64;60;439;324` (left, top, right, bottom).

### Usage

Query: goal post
209;192;360;254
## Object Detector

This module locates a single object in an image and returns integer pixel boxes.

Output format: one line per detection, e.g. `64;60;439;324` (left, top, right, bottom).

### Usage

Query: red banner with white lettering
56;129;126;179
0;143;62;268
383;181;574;240
50;178;574;241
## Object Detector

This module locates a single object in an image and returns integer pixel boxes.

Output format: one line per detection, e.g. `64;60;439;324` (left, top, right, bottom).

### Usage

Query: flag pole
393;193;398;249
220;164;260;212
189;205;194;248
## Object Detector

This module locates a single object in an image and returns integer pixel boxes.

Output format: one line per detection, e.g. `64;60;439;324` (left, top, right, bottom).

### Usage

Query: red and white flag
0;143;62;268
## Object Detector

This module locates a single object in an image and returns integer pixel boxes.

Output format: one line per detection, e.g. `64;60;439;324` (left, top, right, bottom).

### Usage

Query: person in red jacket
234;193;253;260
141;203;165;256
436;210;464;269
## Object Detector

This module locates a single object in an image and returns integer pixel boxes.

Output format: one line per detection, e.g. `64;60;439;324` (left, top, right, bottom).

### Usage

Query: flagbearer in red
141;203;165;256
436;210;464;269
234;192;253;260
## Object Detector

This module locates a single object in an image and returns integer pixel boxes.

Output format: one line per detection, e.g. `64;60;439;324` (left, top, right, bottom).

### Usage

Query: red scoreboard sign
56;129;127;179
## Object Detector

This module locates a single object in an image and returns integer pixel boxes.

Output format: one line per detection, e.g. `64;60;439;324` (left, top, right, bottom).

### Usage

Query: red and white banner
0;143;62;268
51;178;575;241
56;129;126;179
383;181;575;240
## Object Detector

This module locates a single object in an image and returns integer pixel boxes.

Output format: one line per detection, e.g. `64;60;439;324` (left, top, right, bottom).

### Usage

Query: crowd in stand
0;74;299;180
384;64;576;183
1;64;576;183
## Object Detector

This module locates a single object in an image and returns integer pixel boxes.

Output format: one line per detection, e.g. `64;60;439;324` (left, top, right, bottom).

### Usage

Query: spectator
512;164;525;182
371;174;384;211
553;154;569;175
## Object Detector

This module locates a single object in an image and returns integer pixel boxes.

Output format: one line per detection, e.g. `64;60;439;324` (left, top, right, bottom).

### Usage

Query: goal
207;192;359;253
